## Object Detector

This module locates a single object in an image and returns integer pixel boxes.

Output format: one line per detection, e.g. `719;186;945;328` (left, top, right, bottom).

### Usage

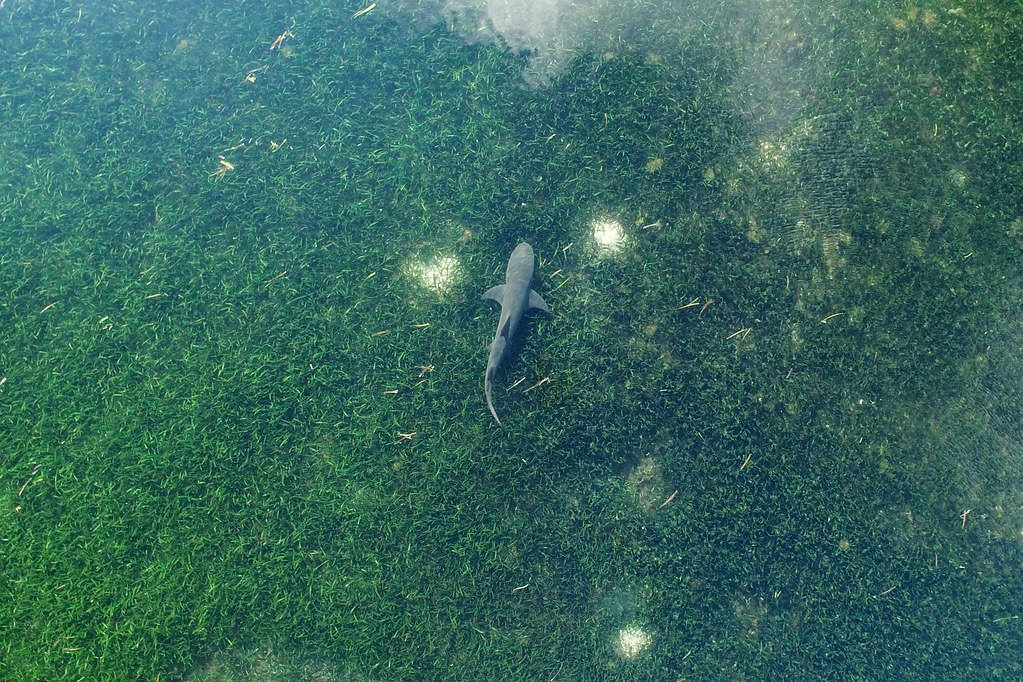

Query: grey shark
482;242;550;424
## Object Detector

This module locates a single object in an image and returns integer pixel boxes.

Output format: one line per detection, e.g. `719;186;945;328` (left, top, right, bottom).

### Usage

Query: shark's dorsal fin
482;285;505;304
528;289;550;313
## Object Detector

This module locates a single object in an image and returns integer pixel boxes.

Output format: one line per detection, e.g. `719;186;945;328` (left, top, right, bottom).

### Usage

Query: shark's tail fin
485;368;501;425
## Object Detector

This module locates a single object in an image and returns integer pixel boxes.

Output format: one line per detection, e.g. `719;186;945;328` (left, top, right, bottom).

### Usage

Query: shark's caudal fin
484;336;507;425
485;366;502;425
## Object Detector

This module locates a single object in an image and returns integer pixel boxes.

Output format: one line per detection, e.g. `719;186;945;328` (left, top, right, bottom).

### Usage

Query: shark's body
482;242;550;424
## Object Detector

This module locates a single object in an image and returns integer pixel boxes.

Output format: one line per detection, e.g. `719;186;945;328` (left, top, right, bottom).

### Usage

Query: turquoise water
1;1;1021;679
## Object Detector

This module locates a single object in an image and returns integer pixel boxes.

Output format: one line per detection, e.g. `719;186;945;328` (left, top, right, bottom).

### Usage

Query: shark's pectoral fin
482;284;505;304
528;289;551;313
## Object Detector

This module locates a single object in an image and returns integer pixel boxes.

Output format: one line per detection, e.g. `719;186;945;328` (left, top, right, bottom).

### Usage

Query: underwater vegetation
1;0;1022;679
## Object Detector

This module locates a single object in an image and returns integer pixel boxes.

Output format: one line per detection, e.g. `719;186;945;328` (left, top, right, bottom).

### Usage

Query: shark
481;242;550;425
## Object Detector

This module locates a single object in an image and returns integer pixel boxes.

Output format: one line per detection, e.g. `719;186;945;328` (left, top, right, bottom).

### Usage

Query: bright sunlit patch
405;254;460;294
614;624;653;660
591;217;627;253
